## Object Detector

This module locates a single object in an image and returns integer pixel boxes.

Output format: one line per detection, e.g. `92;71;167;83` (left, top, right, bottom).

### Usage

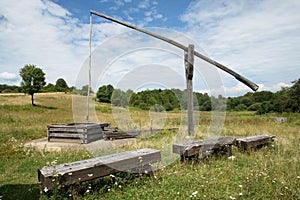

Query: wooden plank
49;133;85;139
173;136;236;158
48;128;86;133
38;148;161;189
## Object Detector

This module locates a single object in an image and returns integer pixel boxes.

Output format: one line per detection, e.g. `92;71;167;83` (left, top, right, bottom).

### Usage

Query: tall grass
0;93;299;199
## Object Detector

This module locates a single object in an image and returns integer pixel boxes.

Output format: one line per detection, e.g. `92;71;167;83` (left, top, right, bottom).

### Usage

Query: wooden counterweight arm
90;10;259;91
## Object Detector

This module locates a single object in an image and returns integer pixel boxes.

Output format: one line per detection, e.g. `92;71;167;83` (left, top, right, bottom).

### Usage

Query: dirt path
25;137;136;152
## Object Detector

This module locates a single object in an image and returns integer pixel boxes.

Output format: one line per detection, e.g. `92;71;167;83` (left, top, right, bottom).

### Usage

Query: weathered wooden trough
173;136;236;160
173;134;276;160
103;127;178;140
38;148;161;189
236;134;276;151
47;122;110;144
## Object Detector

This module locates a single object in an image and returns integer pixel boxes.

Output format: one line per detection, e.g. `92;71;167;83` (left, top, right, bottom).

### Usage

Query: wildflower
190;191;198;198
69;194;72;197
110;174;115;178
44;187;49;193
297;176;300;179
86;189;90;193
228;156;236;160
144;170;148;174
239;184;243;188
51;160;57;166
229;196;236;200
239;192;243;196
68;172;72;176
88;173;93;177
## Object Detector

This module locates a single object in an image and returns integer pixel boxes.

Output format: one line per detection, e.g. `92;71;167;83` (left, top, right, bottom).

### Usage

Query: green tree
111;89;127;107
19;64;46;105
289;79;300;112
43;83;56;92
97;84;114;103
55;78;69;93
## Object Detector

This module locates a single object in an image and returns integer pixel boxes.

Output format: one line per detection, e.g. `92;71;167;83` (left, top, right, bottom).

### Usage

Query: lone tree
20;64;46;105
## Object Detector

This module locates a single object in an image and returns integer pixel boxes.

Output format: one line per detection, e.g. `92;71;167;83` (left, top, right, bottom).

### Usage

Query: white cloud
0;72;17;80
212;82;293;97
180;0;300;94
0;0;126;86
138;0;151;9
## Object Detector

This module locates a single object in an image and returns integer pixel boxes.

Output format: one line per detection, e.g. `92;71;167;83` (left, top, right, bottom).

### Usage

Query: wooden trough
103;127;178;140
38;148;161;189
173;136;236;160
47;122;110;144
236;134;276;151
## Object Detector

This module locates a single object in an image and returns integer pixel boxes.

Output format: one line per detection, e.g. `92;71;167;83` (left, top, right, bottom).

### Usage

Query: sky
0;0;299;96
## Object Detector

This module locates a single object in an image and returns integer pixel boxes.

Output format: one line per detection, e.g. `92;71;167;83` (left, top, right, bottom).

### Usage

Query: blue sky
0;0;299;96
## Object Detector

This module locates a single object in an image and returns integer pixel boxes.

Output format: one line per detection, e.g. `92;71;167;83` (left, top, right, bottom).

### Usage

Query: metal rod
90;10;259;91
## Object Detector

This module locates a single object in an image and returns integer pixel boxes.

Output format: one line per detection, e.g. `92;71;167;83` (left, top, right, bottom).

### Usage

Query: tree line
2;64;299;112
96;79;300;114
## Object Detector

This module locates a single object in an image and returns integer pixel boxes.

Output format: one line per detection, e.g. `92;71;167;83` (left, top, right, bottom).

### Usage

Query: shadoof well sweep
87;10;259;136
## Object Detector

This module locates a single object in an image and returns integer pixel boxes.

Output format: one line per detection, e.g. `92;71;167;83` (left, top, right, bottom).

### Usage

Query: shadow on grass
33;104;57;110
0;184;40;200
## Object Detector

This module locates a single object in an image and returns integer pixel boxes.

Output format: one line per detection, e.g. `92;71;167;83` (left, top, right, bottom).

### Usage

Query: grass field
0;93;299;199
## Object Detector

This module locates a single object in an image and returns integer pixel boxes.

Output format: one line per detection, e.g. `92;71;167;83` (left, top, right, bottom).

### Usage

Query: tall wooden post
185;44;194;136
86;14;92;121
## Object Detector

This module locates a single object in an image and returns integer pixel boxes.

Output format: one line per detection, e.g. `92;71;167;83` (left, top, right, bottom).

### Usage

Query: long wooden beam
90;10;259;91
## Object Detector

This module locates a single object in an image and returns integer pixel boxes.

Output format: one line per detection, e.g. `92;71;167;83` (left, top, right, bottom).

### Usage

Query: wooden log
38;148;161;189
236;134;275;150
173;136;236;159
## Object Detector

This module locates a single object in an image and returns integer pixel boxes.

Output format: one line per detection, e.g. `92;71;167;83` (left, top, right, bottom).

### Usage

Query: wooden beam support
185;44;194;136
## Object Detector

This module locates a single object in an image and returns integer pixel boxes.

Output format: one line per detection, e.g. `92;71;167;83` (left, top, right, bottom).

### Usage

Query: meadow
0;93;299;199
